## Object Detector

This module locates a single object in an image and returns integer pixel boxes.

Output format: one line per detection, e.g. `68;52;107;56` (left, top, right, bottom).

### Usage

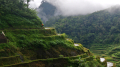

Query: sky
29;0;120;8
29;0;120;15
29;0;42;8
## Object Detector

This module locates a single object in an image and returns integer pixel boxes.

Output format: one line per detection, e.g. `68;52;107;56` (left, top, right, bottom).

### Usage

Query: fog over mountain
45;0;103;16
29;0;120;23
30;0;120;15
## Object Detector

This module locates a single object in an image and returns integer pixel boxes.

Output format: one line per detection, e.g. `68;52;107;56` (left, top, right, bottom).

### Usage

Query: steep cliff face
0;28;115;67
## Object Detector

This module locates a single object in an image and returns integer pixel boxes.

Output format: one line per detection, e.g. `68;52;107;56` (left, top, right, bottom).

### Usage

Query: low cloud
45;0;120;16
29;0;120;23
29;0;42;8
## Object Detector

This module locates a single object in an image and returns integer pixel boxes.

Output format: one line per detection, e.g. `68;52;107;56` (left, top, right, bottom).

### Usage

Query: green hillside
45;6;120;47
0;0;116;67
0;28;112;67
45;6;120;66
0;0;43;29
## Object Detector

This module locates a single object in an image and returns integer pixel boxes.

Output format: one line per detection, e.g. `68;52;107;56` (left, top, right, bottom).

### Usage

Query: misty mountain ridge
37;0;120;23
45;4;120;46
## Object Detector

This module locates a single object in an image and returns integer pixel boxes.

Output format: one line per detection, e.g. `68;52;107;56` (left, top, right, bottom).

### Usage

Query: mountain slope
45;6;120;47
0;0;116;66
0;28;112;67
0;0;43;29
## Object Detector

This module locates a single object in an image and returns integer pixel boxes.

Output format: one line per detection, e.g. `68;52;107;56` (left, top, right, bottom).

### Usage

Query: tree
0;0;42;29
25;0;34;8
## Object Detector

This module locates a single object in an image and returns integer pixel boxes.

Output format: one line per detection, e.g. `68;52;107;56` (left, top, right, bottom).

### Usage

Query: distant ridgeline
0;0;43;29
45;6;120;47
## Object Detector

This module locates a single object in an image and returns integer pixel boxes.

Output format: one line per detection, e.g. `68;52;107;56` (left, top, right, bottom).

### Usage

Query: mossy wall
0;55;21;66
4;28;57;36
4;55;107;67
20;46;87;60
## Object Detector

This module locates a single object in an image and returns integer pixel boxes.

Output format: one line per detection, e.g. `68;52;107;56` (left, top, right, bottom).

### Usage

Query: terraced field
90;44;120;67
0;53;107;67
0;28;114;67
90;44;107;55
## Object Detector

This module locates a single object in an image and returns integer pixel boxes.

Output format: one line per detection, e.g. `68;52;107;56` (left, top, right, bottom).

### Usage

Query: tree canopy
45;6;120;47
0;0;42;29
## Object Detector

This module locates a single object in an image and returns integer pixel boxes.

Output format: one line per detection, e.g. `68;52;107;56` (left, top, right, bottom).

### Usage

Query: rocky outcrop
0;33;7;44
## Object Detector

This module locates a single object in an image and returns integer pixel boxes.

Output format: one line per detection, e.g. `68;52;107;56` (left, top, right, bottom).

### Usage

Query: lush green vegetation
45;6;120;66
2;29;78;50
0;28;116;67
2;54;108;67
0;0;43;29
0;28;105;67
89;43;120;67
0;0;116;66
45;6;120;48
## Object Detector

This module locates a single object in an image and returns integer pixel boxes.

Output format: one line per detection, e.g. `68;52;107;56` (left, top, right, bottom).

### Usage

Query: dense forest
45;6;120;47
0;0;43;29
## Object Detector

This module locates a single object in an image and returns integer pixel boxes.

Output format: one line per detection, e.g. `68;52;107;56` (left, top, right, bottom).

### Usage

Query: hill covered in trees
0;0;43;29
45;6;120;47
0;0;114;67
45;6;120;66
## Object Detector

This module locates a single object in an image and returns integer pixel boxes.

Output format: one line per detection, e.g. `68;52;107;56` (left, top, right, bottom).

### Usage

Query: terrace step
32;34;66;40
0;55;21;66
3;54;89;67
3;28;57;37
